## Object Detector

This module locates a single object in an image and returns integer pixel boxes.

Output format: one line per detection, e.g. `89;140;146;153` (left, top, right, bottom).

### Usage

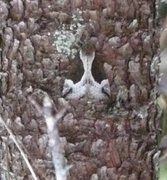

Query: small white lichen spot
151;55;160;74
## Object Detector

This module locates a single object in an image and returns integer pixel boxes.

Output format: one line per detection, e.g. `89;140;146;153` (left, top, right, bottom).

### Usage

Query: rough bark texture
0;0;160;180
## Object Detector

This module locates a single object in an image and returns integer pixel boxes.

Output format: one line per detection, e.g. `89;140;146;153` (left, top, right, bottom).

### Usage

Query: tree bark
0;0;159;179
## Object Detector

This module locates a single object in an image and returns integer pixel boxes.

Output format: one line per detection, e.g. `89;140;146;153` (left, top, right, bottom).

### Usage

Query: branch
30;96;70;180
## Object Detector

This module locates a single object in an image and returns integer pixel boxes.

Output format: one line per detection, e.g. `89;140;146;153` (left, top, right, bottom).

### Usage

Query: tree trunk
0;0;159;180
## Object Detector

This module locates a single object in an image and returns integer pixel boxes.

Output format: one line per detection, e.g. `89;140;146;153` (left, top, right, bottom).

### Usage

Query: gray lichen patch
53;10;84;59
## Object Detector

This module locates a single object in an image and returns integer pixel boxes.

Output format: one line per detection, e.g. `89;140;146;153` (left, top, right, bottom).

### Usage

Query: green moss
159;1;167;19
159;160;167;180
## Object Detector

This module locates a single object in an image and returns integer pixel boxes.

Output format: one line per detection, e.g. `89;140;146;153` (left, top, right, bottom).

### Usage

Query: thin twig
0;116;38;180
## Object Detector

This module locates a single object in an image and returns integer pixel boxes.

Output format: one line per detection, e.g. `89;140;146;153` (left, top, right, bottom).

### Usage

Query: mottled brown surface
0;0;160;180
